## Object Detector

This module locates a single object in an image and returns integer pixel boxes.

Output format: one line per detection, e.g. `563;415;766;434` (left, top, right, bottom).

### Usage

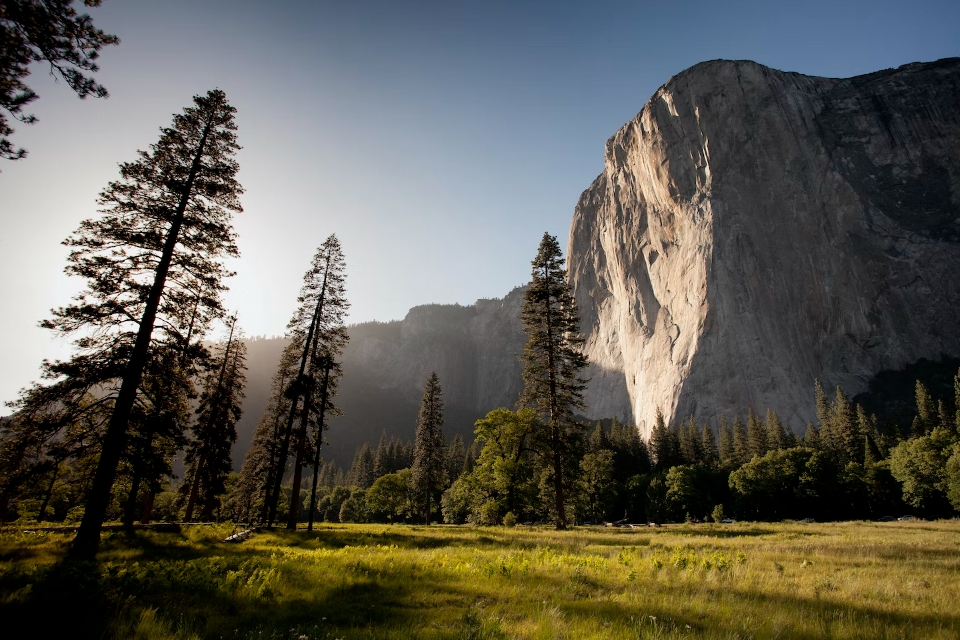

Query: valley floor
0;520;958;639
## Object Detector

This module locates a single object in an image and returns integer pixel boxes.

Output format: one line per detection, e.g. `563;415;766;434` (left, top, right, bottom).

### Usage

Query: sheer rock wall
569;58;960;436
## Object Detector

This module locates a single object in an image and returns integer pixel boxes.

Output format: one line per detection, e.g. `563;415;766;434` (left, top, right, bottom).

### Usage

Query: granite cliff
569;58;960;436
234;287;527;466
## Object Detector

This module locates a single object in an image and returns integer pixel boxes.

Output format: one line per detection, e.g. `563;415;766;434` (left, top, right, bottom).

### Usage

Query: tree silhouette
1;0;118;161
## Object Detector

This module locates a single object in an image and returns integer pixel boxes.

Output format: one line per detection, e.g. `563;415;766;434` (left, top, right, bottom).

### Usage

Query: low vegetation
2;520;958;639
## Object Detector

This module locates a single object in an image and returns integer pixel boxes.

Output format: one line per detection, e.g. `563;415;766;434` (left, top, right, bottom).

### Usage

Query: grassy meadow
0;521;958;639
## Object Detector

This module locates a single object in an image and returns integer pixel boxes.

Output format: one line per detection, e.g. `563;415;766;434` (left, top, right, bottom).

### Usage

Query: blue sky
1;0;958;405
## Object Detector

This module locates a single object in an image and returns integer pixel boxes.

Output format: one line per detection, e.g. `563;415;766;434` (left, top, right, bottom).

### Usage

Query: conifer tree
747;410;767;458
765;409;787;451
445;434;466;482
266;234;349;528
732;417;749;466
181;318;247;521
518;232;588;529
804;422;820;449
589;421;610;452
679;417;703;465
912;381;938;437
718;417;734;467
41;89;242;558
412;373;445;524
649;408;672;471
700;424;718;467
348;443;375;488
1;0;119;162
463;438;481;475
233;340;300;524
373;431;391;479
954;369;960;436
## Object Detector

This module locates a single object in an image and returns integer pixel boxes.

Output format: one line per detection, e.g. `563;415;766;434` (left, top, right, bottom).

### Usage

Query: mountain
569;58;960;436
235;57;960;464
234;287;527;467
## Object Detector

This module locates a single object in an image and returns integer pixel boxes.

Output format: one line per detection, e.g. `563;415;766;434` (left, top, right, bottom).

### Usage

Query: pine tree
804;422;820;449
589;421;610;452
954;369;960;436
912;381;937;437
445;434;466;482
649;408;674;471
732;417;749;466
747;410;767;459
0;0;119;162
48;89;242;558
266;235;349;528
373;431;390;479
347;443;375;488
231;340;300;524
700;424;718;467
412;373;445;524
181;318;247;521
718;417;734;468
121;347;192;528
518;232;589;529
679;417;703;465
463;438;481;475
765;409;787;451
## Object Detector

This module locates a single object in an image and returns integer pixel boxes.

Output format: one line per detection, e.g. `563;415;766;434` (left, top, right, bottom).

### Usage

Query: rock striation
569;58;960;436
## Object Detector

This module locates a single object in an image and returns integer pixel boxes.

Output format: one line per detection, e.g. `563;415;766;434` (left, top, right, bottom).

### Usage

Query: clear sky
1;0;958;407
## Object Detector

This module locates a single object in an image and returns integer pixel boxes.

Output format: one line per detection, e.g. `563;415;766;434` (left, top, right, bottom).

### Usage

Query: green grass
1;520;959;639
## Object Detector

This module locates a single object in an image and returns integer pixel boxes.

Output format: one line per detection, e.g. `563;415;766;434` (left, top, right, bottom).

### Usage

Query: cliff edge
569;58;960;435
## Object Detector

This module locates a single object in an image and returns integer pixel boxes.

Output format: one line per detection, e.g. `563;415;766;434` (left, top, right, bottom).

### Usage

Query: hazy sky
1;0;958;407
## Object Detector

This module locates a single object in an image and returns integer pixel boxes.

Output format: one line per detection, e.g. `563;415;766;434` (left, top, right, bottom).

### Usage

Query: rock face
233;288;527;466
569;58;960;436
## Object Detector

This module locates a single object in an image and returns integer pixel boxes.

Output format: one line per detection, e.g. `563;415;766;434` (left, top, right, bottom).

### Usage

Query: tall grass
1;521;958;639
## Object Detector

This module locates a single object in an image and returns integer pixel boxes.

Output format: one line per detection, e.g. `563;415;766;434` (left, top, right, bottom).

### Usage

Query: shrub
502;512;517;528
712;504;725;523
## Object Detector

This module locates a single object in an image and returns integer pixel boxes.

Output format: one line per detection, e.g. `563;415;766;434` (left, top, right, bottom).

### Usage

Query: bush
502;511;517;528
712;504;725;523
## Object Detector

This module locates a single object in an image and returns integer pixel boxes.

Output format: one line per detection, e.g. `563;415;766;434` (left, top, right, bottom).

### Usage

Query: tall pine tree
31;89;243;558
412;373;445;525
181;317;247;521
519;233;589;530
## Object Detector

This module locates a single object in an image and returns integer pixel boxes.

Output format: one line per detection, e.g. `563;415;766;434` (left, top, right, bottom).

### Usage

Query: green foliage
367;469;414;523
711;504;725;523
412;372;445;524
519;232;589;529
181;320;248;522
889;427;955;511
577;450;615;522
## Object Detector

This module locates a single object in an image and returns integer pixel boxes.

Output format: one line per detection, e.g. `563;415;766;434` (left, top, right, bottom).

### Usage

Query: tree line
247;373;960;527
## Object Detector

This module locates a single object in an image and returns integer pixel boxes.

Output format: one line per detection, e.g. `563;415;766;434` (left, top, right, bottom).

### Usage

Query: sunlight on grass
1;521;958;638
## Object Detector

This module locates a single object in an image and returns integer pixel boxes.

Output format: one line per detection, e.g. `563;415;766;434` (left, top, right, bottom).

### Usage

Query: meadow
0;520;958;639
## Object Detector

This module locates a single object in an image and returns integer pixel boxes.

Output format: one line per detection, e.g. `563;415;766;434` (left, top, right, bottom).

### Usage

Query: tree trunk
70;105;219;561
140;490;155;524
184;451;206;522
267;300;322;527
286;400;310;530
307;365;332;532
185;319;234;523
123;470;142;531
36;465;59;523
541;264;566;530
272;255;330;528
